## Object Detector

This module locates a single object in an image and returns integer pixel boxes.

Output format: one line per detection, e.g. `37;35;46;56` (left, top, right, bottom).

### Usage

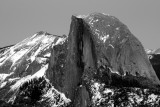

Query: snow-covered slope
0;31;71;106
1;13;160;107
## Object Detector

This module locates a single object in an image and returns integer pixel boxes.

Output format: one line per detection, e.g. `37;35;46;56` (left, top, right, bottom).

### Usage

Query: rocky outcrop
0;32;71;106
147;52;160;80
80;13;160;85
0;13;160;107
72;13;160;106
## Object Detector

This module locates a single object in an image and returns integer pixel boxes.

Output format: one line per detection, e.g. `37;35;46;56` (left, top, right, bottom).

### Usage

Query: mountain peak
0;13;160;106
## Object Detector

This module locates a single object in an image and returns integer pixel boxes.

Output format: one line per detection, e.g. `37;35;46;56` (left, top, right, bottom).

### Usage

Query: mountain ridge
0;13;160;107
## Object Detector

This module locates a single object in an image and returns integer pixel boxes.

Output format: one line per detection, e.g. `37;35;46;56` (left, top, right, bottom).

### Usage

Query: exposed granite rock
0;32;71;106
70;13;160;106
77;13;160;85
0;13;160;107
147;53;160;80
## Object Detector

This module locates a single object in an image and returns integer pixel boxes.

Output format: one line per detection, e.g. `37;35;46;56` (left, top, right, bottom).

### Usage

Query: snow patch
8;77;20;82
36;57;48;64
10;49;29;68
93;19;99;22
43;53;51;57
95;29;100;37
0;72;14;82
32;64;48;78
89;17;94;27
91;82;102;105
0;81;7;88
116;27;120;30
41;36;56;44
108;68;120;75
100;34;109;43
26;34;44;45
128;92;143;104
146;94;159;104
41;86;71;107
55;37;66;45
30;46;42;63
103;88;114;95
108;44;114;48
10;64;48;91
76;15;88;18
102;13;110;16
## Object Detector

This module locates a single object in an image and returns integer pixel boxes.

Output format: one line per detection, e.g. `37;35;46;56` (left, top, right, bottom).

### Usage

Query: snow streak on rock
0;31;70;106
10;64;49;92
41;85;71;107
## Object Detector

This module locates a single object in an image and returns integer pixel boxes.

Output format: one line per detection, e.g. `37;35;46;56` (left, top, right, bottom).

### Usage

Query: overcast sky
0;0;160;49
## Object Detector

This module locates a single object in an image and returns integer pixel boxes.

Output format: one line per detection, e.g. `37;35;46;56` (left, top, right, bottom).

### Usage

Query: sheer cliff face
146;48;160;80
0;13;160;107
148;53;160;80
76;13;160;85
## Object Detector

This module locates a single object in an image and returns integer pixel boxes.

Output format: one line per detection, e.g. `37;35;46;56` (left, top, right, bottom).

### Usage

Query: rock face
147;51;160;80
0;13;160;107
79;13;159;83
0;32;71;106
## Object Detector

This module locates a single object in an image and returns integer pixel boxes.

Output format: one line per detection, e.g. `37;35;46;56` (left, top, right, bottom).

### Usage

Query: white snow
8;77;20;82
103;88;114;95
25;64;29;71
93;19;99;22
32;64;48;78
10;49;29;67
41;36;56;44
30;33;38;39
148;55;153;59
102;13;110;16
108;68;120;75
0;72;14;82
30;46;42;63
26;34;43;45
95;29;100;37
36;57;47;64
0;55;8;64
116;27;120;30
76;15;88;18
146;94;159;104
43;53;51;57
89;17;94;27
10;64;48;91
41;86;71;107
91;82;102;104
100;34;109;43
0;81;7;88
0;49;15;66
55;37;66;45
94;29;110;43
128;91;143;104
0;77;20;88
10;75;32;91
108;44;114;48
91;82;114;106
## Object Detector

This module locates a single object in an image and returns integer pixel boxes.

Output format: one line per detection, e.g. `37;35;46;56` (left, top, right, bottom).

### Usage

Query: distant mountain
0;13;160;107
146;48;160;84
146;48;160;55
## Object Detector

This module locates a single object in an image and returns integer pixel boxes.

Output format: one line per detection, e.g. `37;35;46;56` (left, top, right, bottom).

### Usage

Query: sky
0;0;160;49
